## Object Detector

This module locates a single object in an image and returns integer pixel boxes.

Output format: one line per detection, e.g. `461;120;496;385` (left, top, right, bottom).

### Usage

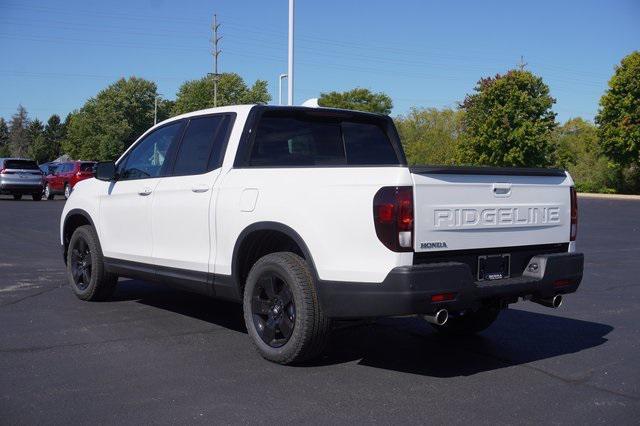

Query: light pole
278;73;288;105
287;0;294;105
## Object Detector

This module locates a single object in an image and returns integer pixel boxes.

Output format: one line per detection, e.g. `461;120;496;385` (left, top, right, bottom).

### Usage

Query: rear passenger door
151;114;235;279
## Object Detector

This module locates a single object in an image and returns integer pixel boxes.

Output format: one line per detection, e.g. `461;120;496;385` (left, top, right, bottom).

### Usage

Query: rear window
80;162;95;172
247;110;402;167
4;160;39;170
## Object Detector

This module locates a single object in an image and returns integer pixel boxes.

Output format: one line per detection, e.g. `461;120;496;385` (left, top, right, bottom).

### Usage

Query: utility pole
278;73;287;105
211;14;222;107
518;55;528;71
287;0;294;105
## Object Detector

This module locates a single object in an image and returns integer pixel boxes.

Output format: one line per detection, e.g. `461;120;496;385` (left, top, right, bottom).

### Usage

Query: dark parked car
43;161;96;200
0;158;44;200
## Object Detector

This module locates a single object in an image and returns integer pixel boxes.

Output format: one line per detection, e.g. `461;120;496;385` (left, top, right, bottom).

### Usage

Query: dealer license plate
477;254;510;281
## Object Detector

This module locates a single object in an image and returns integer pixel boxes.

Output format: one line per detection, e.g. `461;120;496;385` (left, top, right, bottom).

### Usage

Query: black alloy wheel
251;272;296;348
70;236;92;290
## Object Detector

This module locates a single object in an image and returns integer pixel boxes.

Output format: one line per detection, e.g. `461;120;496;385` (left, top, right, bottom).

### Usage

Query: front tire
430;305;501;336
64;184;71;199
66;225;118;301
32;192;42;201
243;252;331;364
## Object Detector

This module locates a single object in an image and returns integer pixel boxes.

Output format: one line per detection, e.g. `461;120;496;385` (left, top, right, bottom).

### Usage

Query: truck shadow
115;279;613;378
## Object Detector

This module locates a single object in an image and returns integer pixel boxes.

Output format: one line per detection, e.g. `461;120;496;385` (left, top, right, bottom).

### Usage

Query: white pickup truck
60;105;583;364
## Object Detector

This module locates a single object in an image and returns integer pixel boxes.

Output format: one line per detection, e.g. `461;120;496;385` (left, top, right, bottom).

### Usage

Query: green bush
395;107;463;165
553;118;617;193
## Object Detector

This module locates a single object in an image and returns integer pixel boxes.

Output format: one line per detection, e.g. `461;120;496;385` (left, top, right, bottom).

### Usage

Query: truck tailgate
411;166;572;253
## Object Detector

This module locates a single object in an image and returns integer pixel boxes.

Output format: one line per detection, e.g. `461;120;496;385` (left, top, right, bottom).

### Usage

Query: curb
578;192;640;201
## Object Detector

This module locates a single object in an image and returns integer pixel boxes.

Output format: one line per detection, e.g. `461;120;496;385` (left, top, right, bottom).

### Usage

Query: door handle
138;188;153;196
191;184;210;193
492;183;512;198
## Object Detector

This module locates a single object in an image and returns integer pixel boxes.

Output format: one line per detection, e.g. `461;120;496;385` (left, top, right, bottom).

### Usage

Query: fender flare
61;208;96;260
231;221;319;287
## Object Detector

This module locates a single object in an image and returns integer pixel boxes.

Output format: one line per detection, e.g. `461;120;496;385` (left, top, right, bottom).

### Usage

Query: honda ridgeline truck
60;105;583;364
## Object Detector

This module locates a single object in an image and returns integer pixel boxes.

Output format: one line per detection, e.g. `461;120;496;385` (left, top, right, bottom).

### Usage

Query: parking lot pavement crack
0;284;66;307
471;348;640;402
0;327;230;354
403;324;640;403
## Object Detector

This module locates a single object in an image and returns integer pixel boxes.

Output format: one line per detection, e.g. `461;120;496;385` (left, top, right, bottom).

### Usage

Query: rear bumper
0;183;44;194
317;252;583;318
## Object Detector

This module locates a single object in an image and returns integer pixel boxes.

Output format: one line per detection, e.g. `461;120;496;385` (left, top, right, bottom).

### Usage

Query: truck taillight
373;186;414;252
570;186;578;241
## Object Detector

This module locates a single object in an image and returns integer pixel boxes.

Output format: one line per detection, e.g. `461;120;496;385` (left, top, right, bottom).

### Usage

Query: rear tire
430;305;501;336
32;192;42;201
66;225;118;301
12;194;22;200
44;184;54;200
243;252;331;365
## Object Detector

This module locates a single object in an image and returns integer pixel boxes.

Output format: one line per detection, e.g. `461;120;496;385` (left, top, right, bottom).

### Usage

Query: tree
595;51;640;192
8;105;30;157
62;77;164;161
27;119;52;164
457;70;557;167
43;114;66;160
318;88;393;115
24;119;44;162
172;73;270;116
395;108;463;165
553;118;615;193
0;118;10;157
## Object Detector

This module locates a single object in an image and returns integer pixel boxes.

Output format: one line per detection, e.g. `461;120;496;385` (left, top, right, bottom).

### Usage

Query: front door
98;120;184;264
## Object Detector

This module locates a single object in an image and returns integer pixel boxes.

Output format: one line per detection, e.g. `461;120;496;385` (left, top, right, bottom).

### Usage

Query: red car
44;161;96;200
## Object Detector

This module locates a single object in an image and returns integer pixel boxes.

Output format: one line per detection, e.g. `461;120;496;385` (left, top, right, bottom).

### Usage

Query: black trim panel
411;165;567;177
103;257;241;301
413;243;569;280
317;252;584;318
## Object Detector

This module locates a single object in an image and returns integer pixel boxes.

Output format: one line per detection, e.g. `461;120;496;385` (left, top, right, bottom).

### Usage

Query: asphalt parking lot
0;196;638;424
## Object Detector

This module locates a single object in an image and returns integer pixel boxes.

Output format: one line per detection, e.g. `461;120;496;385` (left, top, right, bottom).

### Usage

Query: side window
118;122;183;181
172;115;232;176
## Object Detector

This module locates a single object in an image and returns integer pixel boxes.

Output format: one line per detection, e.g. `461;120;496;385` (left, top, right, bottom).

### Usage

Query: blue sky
1;0;638;123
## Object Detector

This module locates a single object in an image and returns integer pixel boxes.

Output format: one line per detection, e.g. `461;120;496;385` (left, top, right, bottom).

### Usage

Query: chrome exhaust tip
424;309;449;326
531;294;563;309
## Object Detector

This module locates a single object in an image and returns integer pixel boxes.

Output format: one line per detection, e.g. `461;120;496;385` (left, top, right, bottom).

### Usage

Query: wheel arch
62;208;96;263
231;221;319;296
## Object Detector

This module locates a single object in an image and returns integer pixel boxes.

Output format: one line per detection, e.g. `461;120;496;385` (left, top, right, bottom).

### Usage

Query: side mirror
95;161;117;181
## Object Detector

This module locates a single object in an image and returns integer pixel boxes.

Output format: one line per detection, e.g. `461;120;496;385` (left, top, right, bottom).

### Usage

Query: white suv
61;105;583;364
